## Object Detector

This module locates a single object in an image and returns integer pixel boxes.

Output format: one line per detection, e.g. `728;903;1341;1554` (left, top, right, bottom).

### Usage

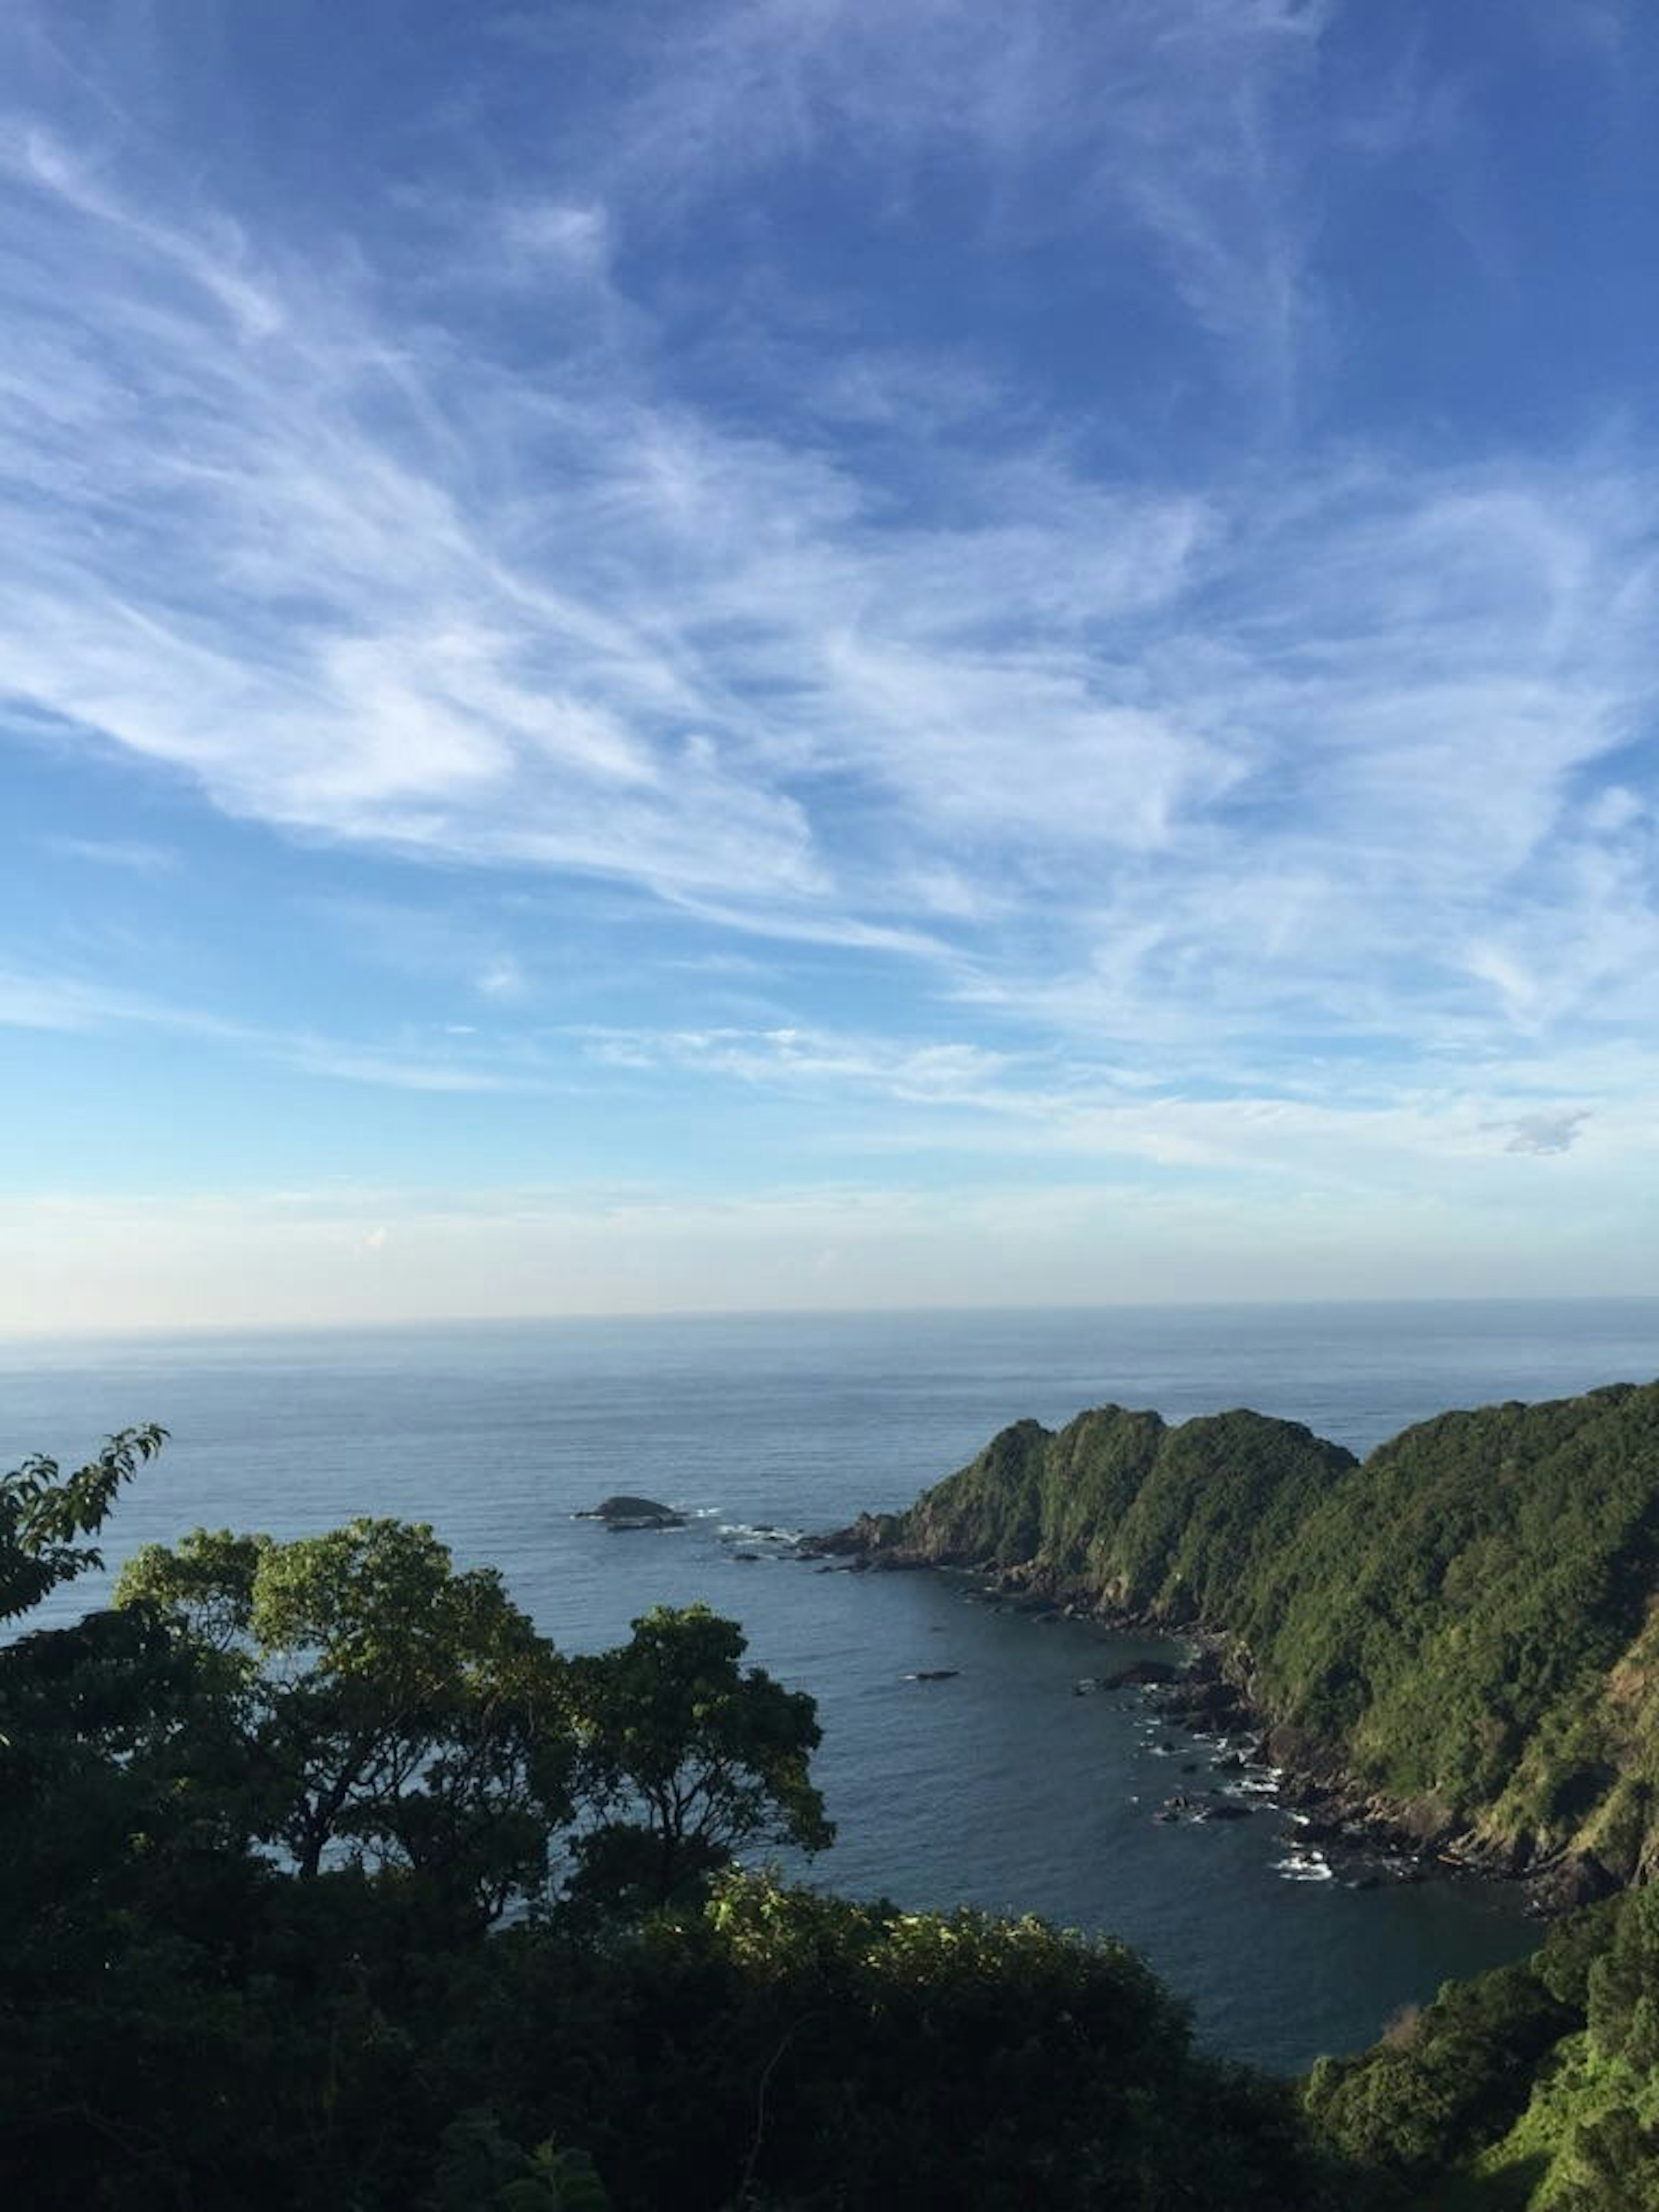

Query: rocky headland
810;1382;1659;1913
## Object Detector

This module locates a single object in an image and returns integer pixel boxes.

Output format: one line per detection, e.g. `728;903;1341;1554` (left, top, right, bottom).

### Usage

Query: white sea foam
1274;1852;1334;1883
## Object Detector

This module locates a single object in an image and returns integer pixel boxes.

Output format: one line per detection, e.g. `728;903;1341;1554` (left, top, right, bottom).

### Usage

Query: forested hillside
1307;1885;1659;2206
841;1382;1659;1896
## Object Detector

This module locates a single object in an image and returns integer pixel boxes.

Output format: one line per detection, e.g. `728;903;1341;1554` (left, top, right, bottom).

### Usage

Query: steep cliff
838;1382;1659;1894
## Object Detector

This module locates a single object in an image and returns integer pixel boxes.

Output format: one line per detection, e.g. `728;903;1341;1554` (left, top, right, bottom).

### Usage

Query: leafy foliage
0;1423;166;1622
566;1602;832;1907
1305;1958;1576;2180
116;1517;575;1912
432;2114;611;2211
1299;1890;1659;2209
441;1871;1334;2211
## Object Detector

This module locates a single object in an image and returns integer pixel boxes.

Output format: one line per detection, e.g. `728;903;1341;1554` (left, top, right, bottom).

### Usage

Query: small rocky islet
573;1494;687;1531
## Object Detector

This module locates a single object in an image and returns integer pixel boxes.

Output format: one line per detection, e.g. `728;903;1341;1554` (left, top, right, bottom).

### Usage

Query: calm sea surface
7;1297;1658;2072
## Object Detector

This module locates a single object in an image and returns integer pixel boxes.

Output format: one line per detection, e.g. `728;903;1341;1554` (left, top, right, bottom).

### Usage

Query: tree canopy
566;1601;832;1907
0;1427;1357;2210
116;1517;574;1912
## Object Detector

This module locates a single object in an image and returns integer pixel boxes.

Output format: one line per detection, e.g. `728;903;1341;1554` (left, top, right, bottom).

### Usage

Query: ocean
6;1296;1657;2073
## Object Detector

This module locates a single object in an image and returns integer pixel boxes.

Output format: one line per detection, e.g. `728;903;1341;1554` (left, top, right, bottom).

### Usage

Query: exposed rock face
807;1511;917;1559
1523;1853;1620;1913
820;1382;1659;1910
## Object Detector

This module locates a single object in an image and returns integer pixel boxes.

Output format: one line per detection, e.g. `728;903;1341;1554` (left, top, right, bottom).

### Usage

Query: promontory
825;1381;1659;1907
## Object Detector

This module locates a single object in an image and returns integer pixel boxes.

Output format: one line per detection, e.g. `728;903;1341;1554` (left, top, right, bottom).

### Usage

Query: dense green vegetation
1304;1885;1659;2206
0;1431;1344;2209
852;1381;1659;1889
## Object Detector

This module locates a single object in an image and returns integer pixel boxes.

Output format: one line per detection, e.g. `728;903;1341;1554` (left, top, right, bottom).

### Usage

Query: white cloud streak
580;0;1335;399
41;834;178;872
0;963;524;1093
1;0;1658;1222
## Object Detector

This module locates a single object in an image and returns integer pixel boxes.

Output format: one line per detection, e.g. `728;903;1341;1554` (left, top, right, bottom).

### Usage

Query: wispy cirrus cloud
7;95;1656;1072
554;0;1337;403
582;1021;1017;1104
3;0;1659;1291
574;1017;1637;1198
0;962;522;1093
41;834;178;873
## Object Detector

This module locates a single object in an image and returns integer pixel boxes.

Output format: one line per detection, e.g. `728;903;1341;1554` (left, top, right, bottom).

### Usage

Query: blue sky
3;0;1658;1329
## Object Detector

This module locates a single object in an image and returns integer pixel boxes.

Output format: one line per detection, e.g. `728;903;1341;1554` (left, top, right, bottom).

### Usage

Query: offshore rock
576;1495;686;1530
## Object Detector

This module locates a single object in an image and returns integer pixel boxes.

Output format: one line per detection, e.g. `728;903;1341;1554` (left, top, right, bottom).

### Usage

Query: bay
6;1295;1657;2073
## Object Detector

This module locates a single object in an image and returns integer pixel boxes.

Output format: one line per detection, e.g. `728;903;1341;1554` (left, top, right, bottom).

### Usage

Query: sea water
6;1297;1657;2073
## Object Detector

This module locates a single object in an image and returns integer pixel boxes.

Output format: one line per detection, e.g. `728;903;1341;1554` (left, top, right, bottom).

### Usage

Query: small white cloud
500;199;611;271
476;957;527;1000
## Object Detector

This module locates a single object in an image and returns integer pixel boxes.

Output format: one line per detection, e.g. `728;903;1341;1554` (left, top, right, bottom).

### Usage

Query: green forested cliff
844;1381;1659;1892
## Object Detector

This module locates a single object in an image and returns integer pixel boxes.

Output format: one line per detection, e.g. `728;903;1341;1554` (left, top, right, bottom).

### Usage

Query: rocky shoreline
796;1523;1608;1915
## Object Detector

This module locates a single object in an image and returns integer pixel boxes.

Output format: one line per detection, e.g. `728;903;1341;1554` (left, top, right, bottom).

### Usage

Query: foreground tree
566;1603;833;1908
0;1424;167;1623
116;1517;574;1916
0;1422;211;1945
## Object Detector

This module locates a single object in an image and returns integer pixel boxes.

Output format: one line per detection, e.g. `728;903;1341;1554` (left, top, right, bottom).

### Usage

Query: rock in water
575;1495;686;1530
1098;1659;1182;1690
